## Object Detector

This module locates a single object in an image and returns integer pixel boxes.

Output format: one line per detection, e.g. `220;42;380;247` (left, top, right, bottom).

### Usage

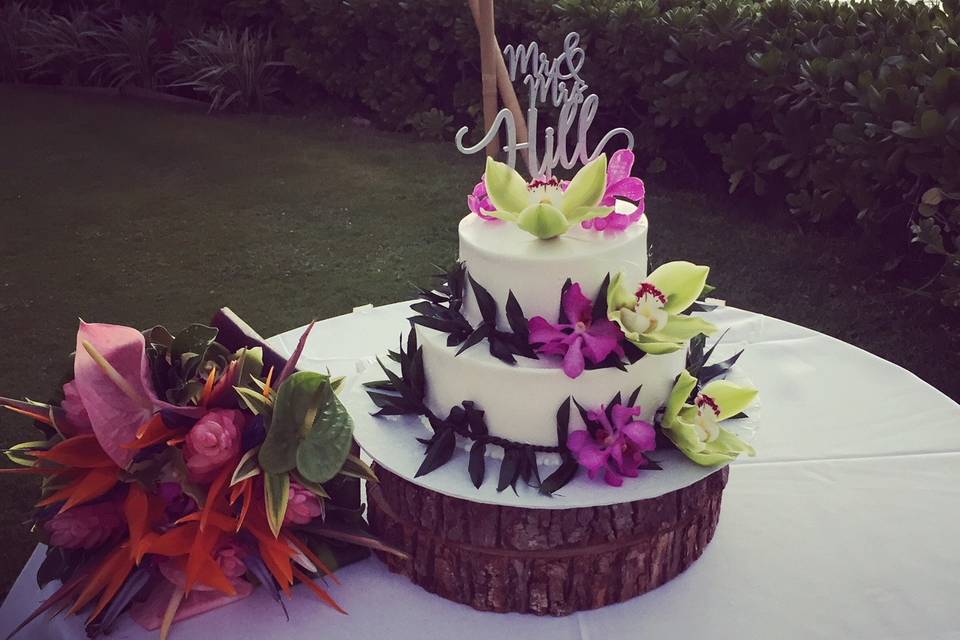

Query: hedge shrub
12;0;960;309
265;0;960;309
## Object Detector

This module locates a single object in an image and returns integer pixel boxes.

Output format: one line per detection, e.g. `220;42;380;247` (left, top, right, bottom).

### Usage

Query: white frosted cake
420;213;684;448
367;150;758;491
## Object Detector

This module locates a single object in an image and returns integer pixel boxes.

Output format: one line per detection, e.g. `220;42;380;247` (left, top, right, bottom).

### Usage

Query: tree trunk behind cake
367;465;728;616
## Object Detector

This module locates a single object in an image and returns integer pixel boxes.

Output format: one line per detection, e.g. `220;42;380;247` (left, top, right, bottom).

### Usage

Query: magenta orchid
581;149;646;233
567;402;657;487
467;179;498;221
527;283;625;378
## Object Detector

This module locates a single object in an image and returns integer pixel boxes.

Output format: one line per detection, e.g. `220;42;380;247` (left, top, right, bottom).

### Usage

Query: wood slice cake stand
367;464;729;616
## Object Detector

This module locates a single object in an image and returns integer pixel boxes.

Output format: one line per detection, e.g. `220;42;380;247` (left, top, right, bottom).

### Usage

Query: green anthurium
482;155;612;239
661;371;758;466
607;263;718;354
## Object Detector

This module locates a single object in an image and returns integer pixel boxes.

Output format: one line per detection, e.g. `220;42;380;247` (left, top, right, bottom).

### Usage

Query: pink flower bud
45;501;123;550
283;480;324;526
184;409;244;484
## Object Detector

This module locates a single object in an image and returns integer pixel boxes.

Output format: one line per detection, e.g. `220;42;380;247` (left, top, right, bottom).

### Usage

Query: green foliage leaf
230;447;261;486
264;471;290;538
295;383;354;484
337;454;377;483
259;371;332;474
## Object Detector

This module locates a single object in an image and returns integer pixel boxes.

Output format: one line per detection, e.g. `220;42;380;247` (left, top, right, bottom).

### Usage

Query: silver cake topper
455;32;634;178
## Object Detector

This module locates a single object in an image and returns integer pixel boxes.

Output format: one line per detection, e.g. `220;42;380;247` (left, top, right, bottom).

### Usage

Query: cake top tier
459;213;649;330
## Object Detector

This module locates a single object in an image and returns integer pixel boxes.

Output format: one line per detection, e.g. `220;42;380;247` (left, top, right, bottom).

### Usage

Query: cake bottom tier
419;326;688;447
368;465;728;616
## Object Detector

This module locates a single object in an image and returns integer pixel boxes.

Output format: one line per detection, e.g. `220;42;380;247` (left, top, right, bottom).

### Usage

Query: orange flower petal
292;567;346;614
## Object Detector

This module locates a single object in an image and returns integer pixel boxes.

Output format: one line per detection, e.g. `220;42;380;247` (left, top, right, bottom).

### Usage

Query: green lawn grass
0;85;955;595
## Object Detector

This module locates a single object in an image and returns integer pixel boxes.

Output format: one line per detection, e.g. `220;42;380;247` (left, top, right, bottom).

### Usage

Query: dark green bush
267;0;960;310
6;0;959;308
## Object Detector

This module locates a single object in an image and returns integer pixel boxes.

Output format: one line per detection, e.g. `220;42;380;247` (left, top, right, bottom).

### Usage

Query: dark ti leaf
518;451;531;486
628;384;643;408
689;302;719;313
686;333;707;372
524;448;541;489
728;411;749;419
92;566;152;634
464;402;488;437
592;274;611;322
245;552;289;620
36;547;68;589
572;398;595;434
446;333;466;347
410;301;445;318
606;392;622;421
488;336;517;364
375;357;422;408
497;448;522;493
366;390;408;409
556;397;571;447
584;351;627;371
415;427;456;477
456;324;490;356
557;279;573;324
445;404;468;425
699;349;743;384
408;346;426;399
623;341;646;364
539;455;579;495
373;406;420;417
469;275;498;326
505;291;529;340
469;441;486;488
407;324;419;356
696;329;730;374
409;315;470;334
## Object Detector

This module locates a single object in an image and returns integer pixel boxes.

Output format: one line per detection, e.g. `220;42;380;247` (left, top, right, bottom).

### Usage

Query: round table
2;303;958;640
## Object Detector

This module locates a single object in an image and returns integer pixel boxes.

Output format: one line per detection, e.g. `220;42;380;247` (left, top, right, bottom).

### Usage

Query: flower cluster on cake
367;149;758;492
0;310;401;639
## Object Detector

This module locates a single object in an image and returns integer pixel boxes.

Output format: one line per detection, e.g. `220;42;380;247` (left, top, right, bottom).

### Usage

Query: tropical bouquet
0;308;400;639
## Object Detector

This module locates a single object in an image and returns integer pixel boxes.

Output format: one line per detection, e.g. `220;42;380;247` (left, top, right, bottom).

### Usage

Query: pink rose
283;480;324;525
184;409;244;484
60;381;92;434
45;501;123;550
160;542;248;591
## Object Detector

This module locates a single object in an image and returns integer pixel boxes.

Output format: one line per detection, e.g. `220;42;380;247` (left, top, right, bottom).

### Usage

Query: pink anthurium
73;321;203;469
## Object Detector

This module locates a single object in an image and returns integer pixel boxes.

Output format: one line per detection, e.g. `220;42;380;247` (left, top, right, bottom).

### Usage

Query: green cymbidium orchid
606;261;718;354
661;370;757;466
483;155;614;239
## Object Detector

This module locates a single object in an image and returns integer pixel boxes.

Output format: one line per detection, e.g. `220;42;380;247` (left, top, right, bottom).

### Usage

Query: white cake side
417;325;685;448
459;214;648;330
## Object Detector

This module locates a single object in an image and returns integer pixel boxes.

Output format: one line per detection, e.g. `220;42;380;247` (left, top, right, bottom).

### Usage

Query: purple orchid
527;283;625;378
467;178;499;221
581;149;646;233
567;403;657;487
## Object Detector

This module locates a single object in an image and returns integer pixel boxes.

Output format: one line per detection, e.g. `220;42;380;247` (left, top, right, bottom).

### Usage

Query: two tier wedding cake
353;30;758;616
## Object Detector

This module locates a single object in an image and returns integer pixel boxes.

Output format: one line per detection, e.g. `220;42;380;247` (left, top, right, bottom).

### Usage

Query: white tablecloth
3;304;958;640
